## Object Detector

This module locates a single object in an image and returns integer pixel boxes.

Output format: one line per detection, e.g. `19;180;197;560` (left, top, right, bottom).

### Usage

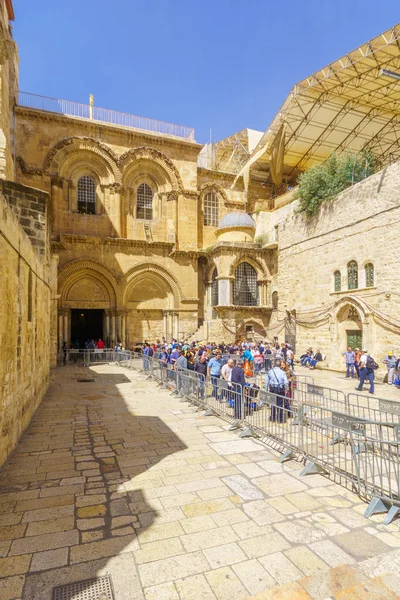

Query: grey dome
217;212;256;230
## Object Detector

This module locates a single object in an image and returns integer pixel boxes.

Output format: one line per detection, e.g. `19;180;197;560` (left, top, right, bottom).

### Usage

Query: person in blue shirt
343;347;355;378
208;351;223;399
265;359;289;422
159;346;168;383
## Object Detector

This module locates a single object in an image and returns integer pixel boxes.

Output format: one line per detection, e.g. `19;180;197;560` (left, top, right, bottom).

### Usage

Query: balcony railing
17;91;195;140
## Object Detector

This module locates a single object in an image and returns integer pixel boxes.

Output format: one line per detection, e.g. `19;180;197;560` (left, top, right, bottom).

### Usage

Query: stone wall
0;186;53;466
268;161;400;373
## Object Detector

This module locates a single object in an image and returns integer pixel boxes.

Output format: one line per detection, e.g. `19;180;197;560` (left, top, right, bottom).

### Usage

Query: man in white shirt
221;358;234;382
355;349;375;394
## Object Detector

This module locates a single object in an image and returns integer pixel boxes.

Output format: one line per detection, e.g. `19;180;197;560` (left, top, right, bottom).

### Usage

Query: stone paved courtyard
1;364;400;600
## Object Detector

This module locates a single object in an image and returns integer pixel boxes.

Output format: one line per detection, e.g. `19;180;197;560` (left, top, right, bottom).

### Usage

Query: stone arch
199;182;229;205
43;137;120;184
229;256;267;279
122;264;182;308
331;296;370;356
119;146;183;192
58;261;118;308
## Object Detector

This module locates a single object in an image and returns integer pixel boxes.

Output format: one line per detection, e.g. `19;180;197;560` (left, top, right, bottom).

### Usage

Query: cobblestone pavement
1;364;400;600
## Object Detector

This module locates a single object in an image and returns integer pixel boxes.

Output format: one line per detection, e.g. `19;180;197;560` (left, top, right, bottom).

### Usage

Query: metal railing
68;351;400;525
18;92;195;140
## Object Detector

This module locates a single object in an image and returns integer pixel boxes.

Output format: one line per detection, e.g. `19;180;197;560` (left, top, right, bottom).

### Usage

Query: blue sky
14;0;399;144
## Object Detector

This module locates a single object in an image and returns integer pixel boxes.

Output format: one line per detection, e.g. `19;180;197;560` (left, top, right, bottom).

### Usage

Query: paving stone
138;551;210;587
252;473;308;496
77;504;107;518
252;581;313;599
0;540;11;557
309;539;356;568
2;574;25;600
144;581;179;600
210;508;249;527
209;440;267;456
284;546;330;576
182;499;235;518
205;566;249;600
9;529;79;555
242;500;285;525
275;520;328;544
0;523;26;541
180;515;217;534
22;504;74;523
333;576;398;599
221;475;264;501
239;531;290;559
259;551;303;585
139;507;185;527
204;542;247;569
298;564;368;599
77;518;105;531
232;521;274;540
82;530;104;543
134;537;185;564
174;573;216;600
334;529;391;559
30;547;68;571
76;493;106;507
232;558;276;595
181;525;238;552
0;554;31;577
70;534;139;563
26;516;75;537
137;521;185;543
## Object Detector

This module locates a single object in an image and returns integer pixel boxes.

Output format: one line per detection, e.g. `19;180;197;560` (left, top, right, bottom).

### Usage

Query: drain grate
53;575;114;600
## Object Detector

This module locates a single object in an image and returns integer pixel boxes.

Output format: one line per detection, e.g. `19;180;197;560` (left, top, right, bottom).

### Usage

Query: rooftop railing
17;91;195;140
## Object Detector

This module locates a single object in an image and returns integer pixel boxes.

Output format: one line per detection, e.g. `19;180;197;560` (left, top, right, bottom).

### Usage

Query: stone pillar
217;278;231;306
116;313;122;343
162;312;167;338
105;311;110;347
58;312;64;349
63;310;69;344
111;313;116;345
121;313;126;348
125;311;130;349
167;312;173;339
173;313;179;339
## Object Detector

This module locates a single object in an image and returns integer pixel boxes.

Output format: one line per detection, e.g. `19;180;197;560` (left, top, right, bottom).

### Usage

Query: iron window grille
233;262;258;306
137;183;153;220
347;261;358;290
204;192;219;227
365;263;374;287
77;176;96;214
334;270;341;292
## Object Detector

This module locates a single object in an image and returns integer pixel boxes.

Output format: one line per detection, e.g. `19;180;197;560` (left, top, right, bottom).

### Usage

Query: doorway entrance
347;330;362;350
71;309;104;348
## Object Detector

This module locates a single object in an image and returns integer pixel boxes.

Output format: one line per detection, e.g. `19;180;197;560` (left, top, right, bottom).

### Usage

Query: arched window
347;261;358;290
365;263;374;287
137;183;153;220
204;192;219;227
334;270;341;292
272;291;278;309
77;175;96;214
233;262;258;306
211;268;218;306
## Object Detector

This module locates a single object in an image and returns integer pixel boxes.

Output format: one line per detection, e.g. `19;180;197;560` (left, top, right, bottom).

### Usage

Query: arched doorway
337;304;363;350
58;263;117;348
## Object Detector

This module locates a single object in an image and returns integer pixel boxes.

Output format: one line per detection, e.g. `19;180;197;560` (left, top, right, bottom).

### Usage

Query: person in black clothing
231;359;245;420
194;353;208;400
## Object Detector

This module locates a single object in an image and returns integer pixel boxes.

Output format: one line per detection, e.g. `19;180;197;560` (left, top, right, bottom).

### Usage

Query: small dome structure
217;212;256;231
215;211;256;242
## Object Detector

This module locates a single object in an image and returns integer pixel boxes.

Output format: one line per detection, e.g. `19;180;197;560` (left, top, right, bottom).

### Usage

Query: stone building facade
14;109;276;348
256;161;400;373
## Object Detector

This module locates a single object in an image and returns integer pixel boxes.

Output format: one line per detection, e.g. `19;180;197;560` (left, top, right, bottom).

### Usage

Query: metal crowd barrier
71;351;400;525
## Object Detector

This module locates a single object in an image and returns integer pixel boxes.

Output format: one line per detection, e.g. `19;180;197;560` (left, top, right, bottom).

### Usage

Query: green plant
255;233;269;246
295;150;378;216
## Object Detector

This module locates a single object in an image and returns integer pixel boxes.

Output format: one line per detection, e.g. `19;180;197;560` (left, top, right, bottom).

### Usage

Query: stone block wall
0;187;53;466
0;180;48;255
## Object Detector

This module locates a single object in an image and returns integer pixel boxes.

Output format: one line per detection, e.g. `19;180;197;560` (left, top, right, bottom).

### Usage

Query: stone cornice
57;234;175;250
15;106;202;153
215;305;272;313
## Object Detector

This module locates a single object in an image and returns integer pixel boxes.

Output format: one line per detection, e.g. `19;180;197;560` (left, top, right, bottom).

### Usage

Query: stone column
111;313;116;345
173;313;179;339
167;312;173;339
63;310;70;344
116;313;122;343
121;313;126;348
217;278;231;306
162;312;167;338
58;311;64;349
105;311;110;347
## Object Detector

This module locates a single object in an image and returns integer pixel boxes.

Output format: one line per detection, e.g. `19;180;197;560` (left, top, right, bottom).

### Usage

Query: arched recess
44;137;120;184
229;256;267;279
331;296;371;358
199;182;228;206
58;261;118;309
122;263;182;307
122;264;182;343
120;146;183;192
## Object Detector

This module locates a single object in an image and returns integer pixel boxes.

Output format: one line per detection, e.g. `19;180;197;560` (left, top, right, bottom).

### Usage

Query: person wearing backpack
355;349;377;394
